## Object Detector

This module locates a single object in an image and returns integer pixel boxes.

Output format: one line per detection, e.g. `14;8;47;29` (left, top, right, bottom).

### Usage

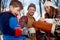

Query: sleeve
9;17;22;36
9;17;19;29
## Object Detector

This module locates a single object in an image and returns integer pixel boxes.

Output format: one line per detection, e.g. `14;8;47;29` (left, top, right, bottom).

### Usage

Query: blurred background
0;0;60;21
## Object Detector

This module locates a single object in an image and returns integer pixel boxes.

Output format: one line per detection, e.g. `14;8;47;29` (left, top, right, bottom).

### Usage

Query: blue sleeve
9;17;20;29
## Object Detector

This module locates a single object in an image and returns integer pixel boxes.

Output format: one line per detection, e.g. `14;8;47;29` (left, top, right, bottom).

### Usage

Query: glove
15;28;22;36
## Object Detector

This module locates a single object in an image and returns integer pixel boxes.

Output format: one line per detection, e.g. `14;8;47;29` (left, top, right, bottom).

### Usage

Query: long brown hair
45;6;57;18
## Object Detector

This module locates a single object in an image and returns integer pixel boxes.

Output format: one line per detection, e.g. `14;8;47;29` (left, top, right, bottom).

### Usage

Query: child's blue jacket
0;12;26;40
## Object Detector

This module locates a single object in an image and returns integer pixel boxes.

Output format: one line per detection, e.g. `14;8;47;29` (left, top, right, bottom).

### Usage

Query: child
0;0;26;40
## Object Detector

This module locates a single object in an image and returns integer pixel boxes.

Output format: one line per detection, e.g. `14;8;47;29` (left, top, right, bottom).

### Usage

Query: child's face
28;7;35;16
45;6;51;13
10;6;21;16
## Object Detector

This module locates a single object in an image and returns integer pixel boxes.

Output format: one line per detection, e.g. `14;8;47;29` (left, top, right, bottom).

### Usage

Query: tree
1;0;9;12
39;0;42;17
54;0;58;6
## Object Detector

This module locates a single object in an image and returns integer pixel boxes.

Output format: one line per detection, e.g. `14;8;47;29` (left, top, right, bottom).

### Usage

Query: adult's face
45;6;51;13
28;7;35;16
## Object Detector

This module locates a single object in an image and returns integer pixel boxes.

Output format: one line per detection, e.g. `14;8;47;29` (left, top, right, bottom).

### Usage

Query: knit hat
53;6;58;9
44;1;58;9
44;1;52;7
28;3;36;11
